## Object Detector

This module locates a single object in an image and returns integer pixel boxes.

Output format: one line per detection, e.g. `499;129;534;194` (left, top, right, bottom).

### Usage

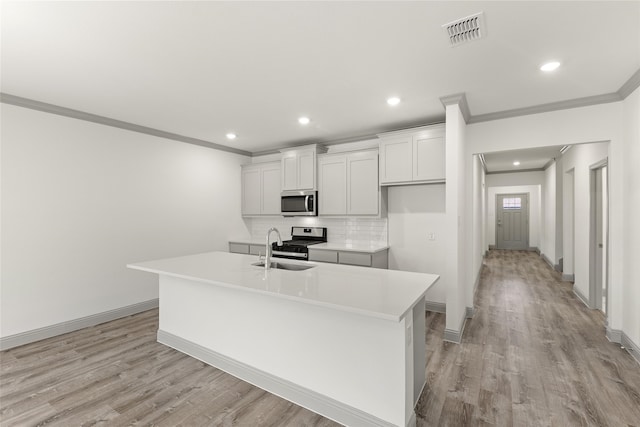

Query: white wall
623;87;640;347
1;104;250;338
445;103;467;333
561;142;609;301
486;185;541;249
542;162;556;263
388;184;446;304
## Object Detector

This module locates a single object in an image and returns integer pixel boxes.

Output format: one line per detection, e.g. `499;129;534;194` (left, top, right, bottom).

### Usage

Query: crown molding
439;93;471;123
618;67;640;99
468;92;622;124
0;93;252;157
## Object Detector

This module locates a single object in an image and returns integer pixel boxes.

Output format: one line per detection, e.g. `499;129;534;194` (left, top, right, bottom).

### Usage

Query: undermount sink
252;261;315;271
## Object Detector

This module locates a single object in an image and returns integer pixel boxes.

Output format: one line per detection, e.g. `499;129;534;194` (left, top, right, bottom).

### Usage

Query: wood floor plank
2;249;640;426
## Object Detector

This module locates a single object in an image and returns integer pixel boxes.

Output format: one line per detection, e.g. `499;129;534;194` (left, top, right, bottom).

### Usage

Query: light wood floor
2;250;639;426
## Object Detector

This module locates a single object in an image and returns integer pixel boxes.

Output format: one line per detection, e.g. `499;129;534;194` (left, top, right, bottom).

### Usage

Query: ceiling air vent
442;12;486;47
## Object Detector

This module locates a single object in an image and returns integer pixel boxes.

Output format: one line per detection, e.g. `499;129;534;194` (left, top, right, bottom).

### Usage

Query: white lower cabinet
241;161;281;216
318;150;379;216
229;242;266;256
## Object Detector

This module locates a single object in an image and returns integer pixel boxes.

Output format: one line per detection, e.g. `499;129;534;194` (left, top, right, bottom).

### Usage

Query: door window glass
502;197;522;209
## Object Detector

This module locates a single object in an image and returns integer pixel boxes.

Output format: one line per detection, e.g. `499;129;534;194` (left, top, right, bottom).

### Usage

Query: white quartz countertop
309;242;389;253
229;239;389;253
128;251;438;322
229;238;266;245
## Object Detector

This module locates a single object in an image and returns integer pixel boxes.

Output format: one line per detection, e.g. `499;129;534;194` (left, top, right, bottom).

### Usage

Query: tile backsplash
249;217;388;245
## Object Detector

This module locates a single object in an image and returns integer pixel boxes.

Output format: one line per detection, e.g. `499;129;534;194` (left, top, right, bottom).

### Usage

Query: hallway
417;250;640;426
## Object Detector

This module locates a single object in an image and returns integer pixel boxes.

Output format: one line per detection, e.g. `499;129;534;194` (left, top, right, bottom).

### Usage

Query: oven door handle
271;250;308;259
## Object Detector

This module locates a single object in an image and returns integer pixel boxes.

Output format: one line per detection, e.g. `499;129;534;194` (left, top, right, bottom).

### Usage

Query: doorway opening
495;193;529;250
590;162;608;314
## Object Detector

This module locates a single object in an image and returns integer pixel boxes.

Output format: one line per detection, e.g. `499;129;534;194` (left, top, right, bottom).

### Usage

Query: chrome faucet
265;227;282;271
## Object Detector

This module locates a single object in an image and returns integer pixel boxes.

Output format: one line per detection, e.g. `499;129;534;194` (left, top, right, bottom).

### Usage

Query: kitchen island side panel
158;274;417;427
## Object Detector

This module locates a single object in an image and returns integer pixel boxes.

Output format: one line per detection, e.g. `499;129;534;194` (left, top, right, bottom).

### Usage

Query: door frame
589;159;608;313
495;192;530;250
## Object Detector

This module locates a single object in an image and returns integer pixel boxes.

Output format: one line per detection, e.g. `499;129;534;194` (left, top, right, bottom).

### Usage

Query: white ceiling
2;1;639;154
482;145;564;173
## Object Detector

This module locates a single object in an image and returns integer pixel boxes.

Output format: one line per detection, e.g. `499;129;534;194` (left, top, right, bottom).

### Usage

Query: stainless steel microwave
281;190;317;216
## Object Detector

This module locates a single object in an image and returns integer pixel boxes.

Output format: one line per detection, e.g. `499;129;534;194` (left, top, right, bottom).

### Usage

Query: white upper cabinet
318;155;347;215
378;124;445;186
280;144;326;191
347;151;379;215
241;161;281;216
318;150;380;216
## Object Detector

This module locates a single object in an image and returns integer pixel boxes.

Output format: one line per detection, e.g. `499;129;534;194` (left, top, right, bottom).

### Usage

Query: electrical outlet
427;232;436;241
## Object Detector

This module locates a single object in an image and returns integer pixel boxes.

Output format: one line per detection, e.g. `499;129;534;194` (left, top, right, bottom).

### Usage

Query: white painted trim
0;299;159;351
606;328;640;366
443;311;466;344
439;93;471;123
468;93;622;124
573;285;590;308
465;307;475;319
157;329;405;427
0;93;252;156
562;273;575;282
618;68;640;99
606;326;623;343
622;332;640;366
541;253;554;269
425;301;446;313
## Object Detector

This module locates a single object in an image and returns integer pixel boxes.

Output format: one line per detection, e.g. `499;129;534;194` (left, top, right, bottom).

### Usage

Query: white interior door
496;193;529;250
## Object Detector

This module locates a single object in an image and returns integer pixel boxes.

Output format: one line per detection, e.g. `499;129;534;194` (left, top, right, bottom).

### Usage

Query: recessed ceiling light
298;117;310;125
540;61;560;72
226;133;237;140
387;97;401;106
513;161;521;166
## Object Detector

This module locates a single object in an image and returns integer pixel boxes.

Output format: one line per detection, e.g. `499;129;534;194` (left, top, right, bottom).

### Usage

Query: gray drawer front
308;249;338;263
229;243;249;254
338;251;372;267
249;244;266;255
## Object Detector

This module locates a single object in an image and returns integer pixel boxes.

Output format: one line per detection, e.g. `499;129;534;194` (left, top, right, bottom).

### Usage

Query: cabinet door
281;152;298;191
261;163;281;215
413;135;445;182
347;151;379;215
379;137;412;184
241;167;261;215
298;150;316;190
318;155;347;215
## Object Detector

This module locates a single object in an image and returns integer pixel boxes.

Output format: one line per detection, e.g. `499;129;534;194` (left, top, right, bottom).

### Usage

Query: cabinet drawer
308;249;338;263
229;243;249;254
249;244;266;255
338;252;372;267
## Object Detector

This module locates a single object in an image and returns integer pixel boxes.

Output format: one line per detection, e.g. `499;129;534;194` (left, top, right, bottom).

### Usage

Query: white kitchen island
127;251;438;427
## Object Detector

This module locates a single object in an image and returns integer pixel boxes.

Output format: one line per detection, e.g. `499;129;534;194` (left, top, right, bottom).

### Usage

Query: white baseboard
0;299;159;351
622;333;640;366
157;329;403;427
425;301;446;313
606;327;640;366
562;273;575;282
573;285;590;308
443;311;467;344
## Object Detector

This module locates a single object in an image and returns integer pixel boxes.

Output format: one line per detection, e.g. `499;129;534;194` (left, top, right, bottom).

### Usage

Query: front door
496;193;529;250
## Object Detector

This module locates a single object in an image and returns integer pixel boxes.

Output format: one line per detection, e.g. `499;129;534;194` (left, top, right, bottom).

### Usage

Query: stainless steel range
271;227;327;260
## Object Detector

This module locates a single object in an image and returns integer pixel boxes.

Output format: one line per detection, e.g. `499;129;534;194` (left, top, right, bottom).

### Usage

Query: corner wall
560;142;609;300
623;87;640;350
1;104;250;340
